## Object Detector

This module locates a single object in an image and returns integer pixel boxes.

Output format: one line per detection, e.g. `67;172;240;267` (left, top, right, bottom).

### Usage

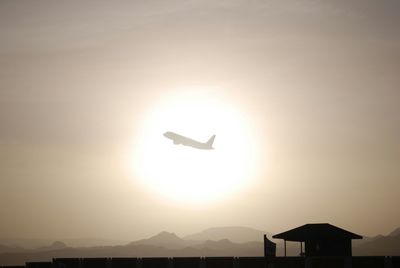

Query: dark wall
7;256;400;268
172;257;201;268
141;257;169;268
109;258;138;268
204;257;234;268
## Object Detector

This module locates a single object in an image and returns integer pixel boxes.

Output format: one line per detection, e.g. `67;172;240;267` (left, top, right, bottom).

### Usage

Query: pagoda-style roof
272;223;362;242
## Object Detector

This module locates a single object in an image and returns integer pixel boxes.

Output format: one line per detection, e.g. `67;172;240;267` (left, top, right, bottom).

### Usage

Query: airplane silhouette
163;131;216;150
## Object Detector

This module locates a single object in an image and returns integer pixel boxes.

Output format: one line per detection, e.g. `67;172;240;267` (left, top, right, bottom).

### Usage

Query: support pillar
300;242;303;256
284;240;287;257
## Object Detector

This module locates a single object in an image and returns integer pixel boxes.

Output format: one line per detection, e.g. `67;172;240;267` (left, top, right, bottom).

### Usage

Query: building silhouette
272;223;363;257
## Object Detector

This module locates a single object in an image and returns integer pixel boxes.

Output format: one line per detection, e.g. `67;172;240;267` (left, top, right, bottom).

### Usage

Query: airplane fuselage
163;131;215;150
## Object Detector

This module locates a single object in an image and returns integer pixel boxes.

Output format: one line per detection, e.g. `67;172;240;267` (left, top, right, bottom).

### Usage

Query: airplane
163;131;216;150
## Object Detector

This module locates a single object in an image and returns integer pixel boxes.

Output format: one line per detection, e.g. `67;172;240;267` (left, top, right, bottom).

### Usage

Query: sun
132;88;260;203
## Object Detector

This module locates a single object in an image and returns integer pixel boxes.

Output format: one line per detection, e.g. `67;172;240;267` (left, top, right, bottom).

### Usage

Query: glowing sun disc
132;88;259;203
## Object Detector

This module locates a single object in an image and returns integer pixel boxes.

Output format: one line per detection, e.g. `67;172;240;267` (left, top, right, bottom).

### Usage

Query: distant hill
61;238;128;248
0;238;126;249
388;227;400;237
183;226;270;243
189;239;263;256
353;234;382;248
34;241;67;252
0;244;24;254
0;239;52;250
354;233;400;256
128;232;199;249
352;226;400;256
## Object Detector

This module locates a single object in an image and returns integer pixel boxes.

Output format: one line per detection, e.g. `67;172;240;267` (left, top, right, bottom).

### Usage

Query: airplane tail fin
206;135;216;148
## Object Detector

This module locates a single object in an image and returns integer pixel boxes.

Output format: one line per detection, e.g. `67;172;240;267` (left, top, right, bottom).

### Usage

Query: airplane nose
163;131;172;138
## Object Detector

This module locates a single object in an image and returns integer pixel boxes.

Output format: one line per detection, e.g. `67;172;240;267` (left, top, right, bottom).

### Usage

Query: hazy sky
1;0;399;242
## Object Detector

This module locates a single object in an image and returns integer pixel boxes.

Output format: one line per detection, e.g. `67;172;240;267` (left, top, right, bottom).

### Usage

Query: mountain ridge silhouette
183;226;271;243
388;227;400;237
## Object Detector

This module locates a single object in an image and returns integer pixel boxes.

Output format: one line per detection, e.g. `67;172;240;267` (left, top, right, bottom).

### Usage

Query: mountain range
1;226;399;266
183;226;270;243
